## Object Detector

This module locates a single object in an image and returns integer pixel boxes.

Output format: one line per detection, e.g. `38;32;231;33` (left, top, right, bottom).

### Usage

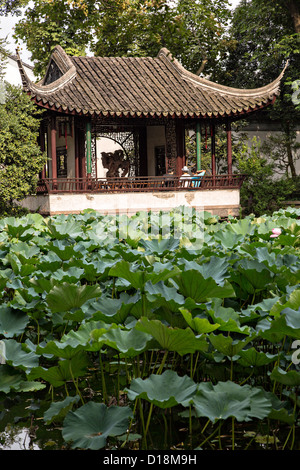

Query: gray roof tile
17;45;287;119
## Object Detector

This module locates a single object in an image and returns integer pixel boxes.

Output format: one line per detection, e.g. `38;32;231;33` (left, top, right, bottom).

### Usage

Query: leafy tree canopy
214;0;300;179
216;0;300;87
11;0;233;78
0;83;46;212
0;0;27;16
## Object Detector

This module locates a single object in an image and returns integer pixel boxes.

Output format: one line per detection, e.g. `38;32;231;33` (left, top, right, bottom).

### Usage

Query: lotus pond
0;206;299;451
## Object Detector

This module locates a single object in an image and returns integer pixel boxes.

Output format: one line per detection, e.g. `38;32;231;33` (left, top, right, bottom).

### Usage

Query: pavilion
16;45;286;217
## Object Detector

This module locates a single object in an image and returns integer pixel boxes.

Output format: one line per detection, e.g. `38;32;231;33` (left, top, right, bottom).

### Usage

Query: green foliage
0;36;7;81
13;0;232;77
0;0;28;15
0;207;299;450
236;138;296;216
216;0;300;181
0;84;46;212
62;402;133;450
13;0;93;77
93;0;232;75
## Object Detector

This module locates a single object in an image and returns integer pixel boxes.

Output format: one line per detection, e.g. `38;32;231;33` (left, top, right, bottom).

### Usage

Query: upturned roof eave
157;48;287;99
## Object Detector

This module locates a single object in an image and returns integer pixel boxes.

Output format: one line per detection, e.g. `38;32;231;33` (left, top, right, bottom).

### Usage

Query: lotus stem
189;405;192;444
120;399;138;448
69;361;84;405
161;410;168;447
157;351;168;375
34;318;40;345
145;402;154;437
282;394;297;450
198;421;221;449
99;352;108;404
192;351;200;379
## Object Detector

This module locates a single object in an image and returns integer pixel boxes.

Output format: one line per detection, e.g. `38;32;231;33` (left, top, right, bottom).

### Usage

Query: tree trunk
286;0;300;33
284;121;297;178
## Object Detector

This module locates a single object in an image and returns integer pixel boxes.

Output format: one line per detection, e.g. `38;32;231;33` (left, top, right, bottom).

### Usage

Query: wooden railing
36;174;246;194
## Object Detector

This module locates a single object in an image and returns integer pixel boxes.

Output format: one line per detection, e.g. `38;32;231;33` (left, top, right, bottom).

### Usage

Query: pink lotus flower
270;228;282;238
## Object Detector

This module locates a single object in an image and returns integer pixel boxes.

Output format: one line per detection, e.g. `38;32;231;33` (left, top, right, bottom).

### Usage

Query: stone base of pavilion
20;188;240;218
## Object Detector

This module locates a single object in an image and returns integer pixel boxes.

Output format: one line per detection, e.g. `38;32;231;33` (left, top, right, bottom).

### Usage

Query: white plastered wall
20;188;240;218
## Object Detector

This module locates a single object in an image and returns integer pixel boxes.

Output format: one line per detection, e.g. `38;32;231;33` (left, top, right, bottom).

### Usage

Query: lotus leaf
135;317;208;355
3;338;39;372
44;396;80;424
46;282;101;313
47;240;83;261
237;347;277;367
45;219;84;240
138;238;180;256
87;293;139;323
126;369;197;408
98;327;153;357
257;316;300;342
209;333;256;358
36;339;86;359
28;351;89;387
270;367;300;387
0;306;29;337
179;308;220;334
61;320;113;351
213;229;244;249
172;270;235;303
0;364;45;393
191;381;272;422
62;402;133;449
208;298;252;334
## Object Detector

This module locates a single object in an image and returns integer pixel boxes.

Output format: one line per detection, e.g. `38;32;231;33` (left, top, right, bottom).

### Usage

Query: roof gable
43;59;63;85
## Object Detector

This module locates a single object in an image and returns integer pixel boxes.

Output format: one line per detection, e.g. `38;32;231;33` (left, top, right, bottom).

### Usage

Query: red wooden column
39;121;46;179
74;119;81;178
86;120;92;177
50;116;57;187
211;122;216;185
226;120;232;176
175;120;185;175
75;121;86;189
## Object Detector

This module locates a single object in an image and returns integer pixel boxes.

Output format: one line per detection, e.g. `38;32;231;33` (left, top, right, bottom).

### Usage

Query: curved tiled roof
17;45;288;119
